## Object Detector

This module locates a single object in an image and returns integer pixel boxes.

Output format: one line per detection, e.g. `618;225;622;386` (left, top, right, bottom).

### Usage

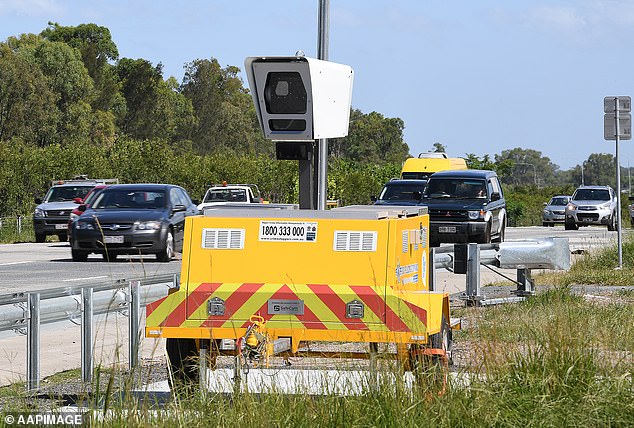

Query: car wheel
157;229;174;262
71;249;88;262
492;220;505;243
35;232;46;243
58;233;68;242
542;222;547;227
478;222;492;244
607;213;616;231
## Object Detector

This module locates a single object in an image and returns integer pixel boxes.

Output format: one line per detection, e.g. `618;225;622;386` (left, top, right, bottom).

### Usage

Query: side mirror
78;205;87;213
35;197;42;204
370;196;377;202
543;202;547;206
490;192;501;202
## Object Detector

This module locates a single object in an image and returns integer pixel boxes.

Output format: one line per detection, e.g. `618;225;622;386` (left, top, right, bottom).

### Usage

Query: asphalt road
0;225;622;294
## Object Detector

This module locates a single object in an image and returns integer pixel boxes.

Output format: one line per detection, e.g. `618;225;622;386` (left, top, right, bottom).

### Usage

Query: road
0;225;622;294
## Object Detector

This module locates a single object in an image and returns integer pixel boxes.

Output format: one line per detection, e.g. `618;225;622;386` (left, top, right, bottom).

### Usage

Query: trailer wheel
409;316;450;394
166;338;200;386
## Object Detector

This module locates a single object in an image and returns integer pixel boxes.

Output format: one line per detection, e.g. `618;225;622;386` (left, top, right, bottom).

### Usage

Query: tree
41;22;120;111
0;43;58;144
432;142;446;153
495;147;559;187
180;58;261;154
583;153;616;188
330;109;409;164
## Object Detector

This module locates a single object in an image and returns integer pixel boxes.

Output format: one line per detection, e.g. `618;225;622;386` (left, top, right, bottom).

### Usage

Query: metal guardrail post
428;247;436;291
199;339;208;391
463;243;483;306
26;292;40;391
513;268;535;297
81;287;93;382
128;280;141;369
18;215;22;235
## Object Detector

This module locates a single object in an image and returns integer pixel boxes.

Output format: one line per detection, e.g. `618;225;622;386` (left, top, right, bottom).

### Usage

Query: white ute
197;183;264;212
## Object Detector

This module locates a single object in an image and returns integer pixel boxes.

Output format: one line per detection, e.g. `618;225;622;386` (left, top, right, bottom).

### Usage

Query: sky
2;0;634;171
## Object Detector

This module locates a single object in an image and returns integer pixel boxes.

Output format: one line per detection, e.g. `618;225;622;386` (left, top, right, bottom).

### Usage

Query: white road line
0;261;32;266
63;276;109;282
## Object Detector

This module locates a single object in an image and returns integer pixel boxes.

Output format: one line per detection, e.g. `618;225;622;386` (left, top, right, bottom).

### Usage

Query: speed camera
244;56;354;141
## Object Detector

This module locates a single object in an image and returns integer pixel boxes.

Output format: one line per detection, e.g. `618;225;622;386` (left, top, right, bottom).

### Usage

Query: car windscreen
203;188;248;203
549;197;569;206
573;189;610;201
92;190;166;209
423;179;486;199
45;186;94;202
378;182;425;201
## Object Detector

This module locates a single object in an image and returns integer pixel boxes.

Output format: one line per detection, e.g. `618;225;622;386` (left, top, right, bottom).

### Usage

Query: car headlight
34;208;45;217
600;202;611;209
76;221;95;230
467;210;485;220
543;209;551;215
136;221;162;230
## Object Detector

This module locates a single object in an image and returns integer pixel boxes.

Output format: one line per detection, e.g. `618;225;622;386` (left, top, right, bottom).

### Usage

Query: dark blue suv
421;170;506;247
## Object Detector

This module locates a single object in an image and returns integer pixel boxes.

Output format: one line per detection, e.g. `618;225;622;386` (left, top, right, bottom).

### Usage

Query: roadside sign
604;113;632;140
604;96;631;113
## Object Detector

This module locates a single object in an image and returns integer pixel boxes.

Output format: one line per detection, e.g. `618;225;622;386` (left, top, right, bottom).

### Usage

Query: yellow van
401;152;467;179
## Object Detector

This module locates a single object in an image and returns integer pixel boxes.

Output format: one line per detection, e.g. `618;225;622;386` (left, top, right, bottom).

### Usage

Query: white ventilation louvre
402;231;408;253
334;231;377;252
202;228;245;249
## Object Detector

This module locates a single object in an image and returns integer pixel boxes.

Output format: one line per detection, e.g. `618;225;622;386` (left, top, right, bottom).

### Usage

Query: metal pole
615;98;623;268
316;0;329;210
128;280;141;369
465;243;481;305
81;287;93;382
27;292;40;391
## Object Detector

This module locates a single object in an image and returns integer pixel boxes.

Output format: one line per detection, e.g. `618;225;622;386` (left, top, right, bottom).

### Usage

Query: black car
421;170;506;246
71;184;199;262
373;179;427;206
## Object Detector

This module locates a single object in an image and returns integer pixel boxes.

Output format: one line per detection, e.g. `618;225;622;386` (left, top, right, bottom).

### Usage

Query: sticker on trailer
259;221;318;242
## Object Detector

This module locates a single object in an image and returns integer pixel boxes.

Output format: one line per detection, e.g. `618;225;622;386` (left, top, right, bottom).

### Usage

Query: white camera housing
244;56;354;141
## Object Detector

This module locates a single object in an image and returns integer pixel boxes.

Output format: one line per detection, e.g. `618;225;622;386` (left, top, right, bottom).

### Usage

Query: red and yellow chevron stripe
146;281;448;351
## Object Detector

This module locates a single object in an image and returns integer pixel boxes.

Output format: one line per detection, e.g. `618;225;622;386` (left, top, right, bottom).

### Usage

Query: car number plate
55;224;68;230
438;226;457;233
104;235;124;244
583;218;592;222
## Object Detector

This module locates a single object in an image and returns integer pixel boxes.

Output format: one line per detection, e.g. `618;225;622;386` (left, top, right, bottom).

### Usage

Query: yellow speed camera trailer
146;205;451;377
401;152;467;180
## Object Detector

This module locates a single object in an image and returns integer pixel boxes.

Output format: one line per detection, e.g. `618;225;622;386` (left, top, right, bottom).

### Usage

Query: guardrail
0;274;177;391
0;215;31;236
431;237;571;305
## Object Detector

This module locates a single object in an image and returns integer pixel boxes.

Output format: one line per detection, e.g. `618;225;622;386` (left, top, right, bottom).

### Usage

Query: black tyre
478;222;492;244
57;233;68;242
565;220;578;231
35;232;46;243
607;213;616;231
542;222;547;227
166;338;202;385
157;230;174;262
492;220;505;243
71;249;88;262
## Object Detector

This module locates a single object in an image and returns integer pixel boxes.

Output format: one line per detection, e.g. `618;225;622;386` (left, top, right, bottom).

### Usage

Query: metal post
514;269;535;297
81;287;93;382
128;280;141;369
199;340;208;391
428;247;436;291
26;293;40;391
316;0;330;210
17;215;22;235
615;98;623;268
464;243;482;305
